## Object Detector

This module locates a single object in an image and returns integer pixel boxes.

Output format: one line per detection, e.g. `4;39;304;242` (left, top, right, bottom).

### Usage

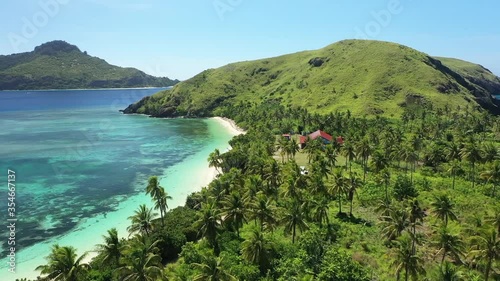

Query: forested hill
123;39;500;118
0;40;179;90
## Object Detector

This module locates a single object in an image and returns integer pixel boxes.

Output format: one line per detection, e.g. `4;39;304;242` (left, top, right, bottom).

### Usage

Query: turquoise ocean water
0;89;235;279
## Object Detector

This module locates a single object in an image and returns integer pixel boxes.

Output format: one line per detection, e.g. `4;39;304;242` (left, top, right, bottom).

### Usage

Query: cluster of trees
29;101;499;280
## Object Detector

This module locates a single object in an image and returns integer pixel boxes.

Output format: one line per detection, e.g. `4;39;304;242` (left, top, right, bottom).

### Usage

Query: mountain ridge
0;40;179;90
123;39;500;117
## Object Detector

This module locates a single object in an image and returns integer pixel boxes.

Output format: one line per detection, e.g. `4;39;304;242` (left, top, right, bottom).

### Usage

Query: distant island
124;40;500;117
0;40;179;90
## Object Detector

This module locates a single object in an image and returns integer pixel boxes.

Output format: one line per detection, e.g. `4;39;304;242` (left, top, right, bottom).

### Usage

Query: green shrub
317;247;370;281
393;175;418;201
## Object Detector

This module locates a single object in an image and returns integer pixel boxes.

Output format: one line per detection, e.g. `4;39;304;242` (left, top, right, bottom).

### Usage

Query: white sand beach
6;118;241;281
211;117;246;136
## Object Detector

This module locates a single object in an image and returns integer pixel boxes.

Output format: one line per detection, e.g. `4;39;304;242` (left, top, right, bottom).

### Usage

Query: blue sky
1;0;499;80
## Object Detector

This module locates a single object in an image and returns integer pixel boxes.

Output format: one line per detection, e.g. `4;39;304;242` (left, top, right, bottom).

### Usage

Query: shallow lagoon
0;89;234;280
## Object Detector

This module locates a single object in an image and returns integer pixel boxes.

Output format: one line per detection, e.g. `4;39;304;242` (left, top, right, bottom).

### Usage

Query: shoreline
211;117;246;136
81;166;221;264
0;86;173;92
4;117;240;281
81;118;242;264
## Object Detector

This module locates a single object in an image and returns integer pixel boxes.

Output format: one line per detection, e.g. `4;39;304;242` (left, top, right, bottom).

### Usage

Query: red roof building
298;130;343;149
299;135;308;145
309;130;333;142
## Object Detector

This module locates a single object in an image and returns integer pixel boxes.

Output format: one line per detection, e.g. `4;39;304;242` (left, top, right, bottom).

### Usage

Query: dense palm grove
28;101;499;281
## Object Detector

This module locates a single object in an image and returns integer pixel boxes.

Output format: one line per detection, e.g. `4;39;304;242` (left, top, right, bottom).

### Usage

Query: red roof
309;130;333;142
336;136;344;145
299;135;308;144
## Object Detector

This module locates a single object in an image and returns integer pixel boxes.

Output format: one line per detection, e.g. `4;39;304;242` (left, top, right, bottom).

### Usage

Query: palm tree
154;187;172;226
308;172;327;198
409;148;421;171
283;200;309;243
287;137;299;160
241;229;272;274
304;138;322;163
371;149;390;174
460;142;483;189
486;209;500;234
356;138;372;182
97;228;121;266
436;262;463;281
408;199;425;254
480;160;500;197
195;201;222;250
446;142;462;162
281;176;301;201
221;192;246;237
117;236;162;281
390;142;403;168
346;172;363;216
145;176;162;199
431;194;458;226
208;148;222;173
325;144;338;171
145;176;171;225
433;225;464;265
447;160;462;190
330;169;348;214
410;134;423;160
341;142;356;173
36;245;90;281
381;208;410;241
378;169;392;203
262;159;281;195
310;159;330;180
276;137;288;163
401;144;418;182
247;152;269;178
312;196;330;228
192;256;237;281
127;204;158;236
482;142;499;163
248;193;277;231
245;175;263;204
376;199;393;218
391;234;425;281
425;143;446;168
469;230;500;281
208;179;226;204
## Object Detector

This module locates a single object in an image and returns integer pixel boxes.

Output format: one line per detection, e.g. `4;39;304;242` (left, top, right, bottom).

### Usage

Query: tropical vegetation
29;39;500;281
0;41;179;90
31;99;500;280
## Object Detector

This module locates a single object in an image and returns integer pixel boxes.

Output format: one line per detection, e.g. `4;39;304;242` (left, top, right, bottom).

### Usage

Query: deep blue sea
0;88;234;279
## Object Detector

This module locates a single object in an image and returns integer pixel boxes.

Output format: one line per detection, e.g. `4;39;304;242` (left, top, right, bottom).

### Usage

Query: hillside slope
435;56;500;96
123;40;500;117
0;41;179;90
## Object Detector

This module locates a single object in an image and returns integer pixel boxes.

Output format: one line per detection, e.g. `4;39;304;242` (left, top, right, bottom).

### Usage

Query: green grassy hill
124;40;500;117
0;40;179;90
435;56;500;98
